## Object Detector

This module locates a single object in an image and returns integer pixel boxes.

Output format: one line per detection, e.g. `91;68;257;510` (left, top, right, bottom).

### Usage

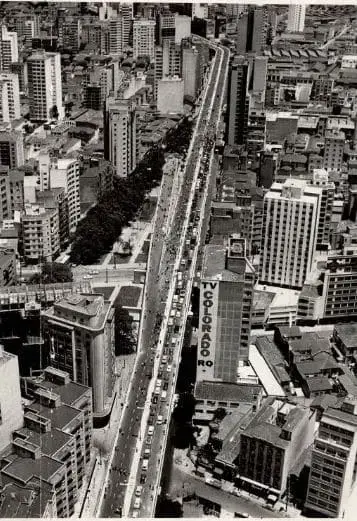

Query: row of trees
69;118;194;265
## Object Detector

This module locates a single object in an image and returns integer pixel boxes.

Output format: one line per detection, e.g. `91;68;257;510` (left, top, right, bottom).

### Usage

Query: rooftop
334;323;357;348
194;381;261;404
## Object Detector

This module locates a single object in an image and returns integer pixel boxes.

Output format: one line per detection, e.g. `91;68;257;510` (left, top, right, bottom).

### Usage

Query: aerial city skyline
1;1;357;519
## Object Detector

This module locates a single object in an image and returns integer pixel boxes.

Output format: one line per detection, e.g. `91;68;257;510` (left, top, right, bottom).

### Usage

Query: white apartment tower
287;5;306;33
49;158;80;232
0;73;20;122
0;25;18;71
260;179;322;289
27;51;64;122
133;19;156;61
305;399;357;518
105;98;138;177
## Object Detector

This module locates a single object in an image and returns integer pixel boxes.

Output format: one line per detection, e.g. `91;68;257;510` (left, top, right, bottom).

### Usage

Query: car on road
141;459;149;471
144;448;151;457
134;498;141;509
140;474;146;484
83;275;93;280
146;436;152;446
161;390;167;401
234;513;249;518
157;415;163;424
161;355;168;364
132;511;139;518
135;485;143;497
148;425;154;436
166;364;172;373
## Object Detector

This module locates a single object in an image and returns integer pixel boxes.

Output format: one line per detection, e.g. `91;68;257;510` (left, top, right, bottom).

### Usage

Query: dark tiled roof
194;381;261;403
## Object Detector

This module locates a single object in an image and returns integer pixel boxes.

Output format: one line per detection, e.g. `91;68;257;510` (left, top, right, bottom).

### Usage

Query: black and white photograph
0;0;357;519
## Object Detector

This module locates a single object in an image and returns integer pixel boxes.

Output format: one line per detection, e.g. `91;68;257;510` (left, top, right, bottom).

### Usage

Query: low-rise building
238;398;316;499
0;247;16;286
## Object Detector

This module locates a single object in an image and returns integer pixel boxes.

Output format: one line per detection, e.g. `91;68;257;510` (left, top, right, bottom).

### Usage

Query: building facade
0;25;18;72
133;19;155;61
305;399;357;518
0;348;23;453
22;204;60;262
226;56;250;146
104;97;138;177
197;237;255;383
0;73;20;122
259;179;322;289
42;294;115;419
27;51;64;122
287;5;306;33
239;398;316;497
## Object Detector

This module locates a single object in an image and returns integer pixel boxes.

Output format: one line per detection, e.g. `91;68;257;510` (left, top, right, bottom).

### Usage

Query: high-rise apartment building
0;131;24;168
305;398;357;518
42;294;115;419
0;365;92;518
323;130;345;172
260;179;322;289
104;97;138;177
157;11;191;45
59;17;81;52
133;19;156;61
49;158;80;232
197;237;255;384
0;347;23;453
109;17;124;55
27;51;64;122
0;25;18;72
22;203;60;262
226;56;251;146
0;72;20;122
154;40;182;99
239;398;316;497
13;16;39;44
236;6;267;54
287;5;306;33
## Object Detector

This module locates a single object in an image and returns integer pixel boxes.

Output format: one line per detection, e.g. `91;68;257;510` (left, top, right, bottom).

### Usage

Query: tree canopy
29;262;73;284
114;304;136;355
69;117;193;265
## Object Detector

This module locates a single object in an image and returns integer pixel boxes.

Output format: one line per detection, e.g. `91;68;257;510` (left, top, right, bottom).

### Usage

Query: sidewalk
74;353;136;518
173;450;302;518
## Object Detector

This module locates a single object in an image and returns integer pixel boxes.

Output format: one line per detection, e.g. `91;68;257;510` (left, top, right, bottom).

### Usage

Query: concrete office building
133;19;155;61
238;398;316;498
226;56;251;146
49;158;80;232
0;366;92;518
157;77;184;114
42;294;115;420
323;130;345;172
0;131;24;168
0;25;18;72
104;97;138;177
197;237;255;384
305;398;357;518
0;73;20;122
0;348;23;453
27;51;64;122
287;5;306;33
236;6;267;54
22;204;60;262
311;168;334;250
260;179;322;289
